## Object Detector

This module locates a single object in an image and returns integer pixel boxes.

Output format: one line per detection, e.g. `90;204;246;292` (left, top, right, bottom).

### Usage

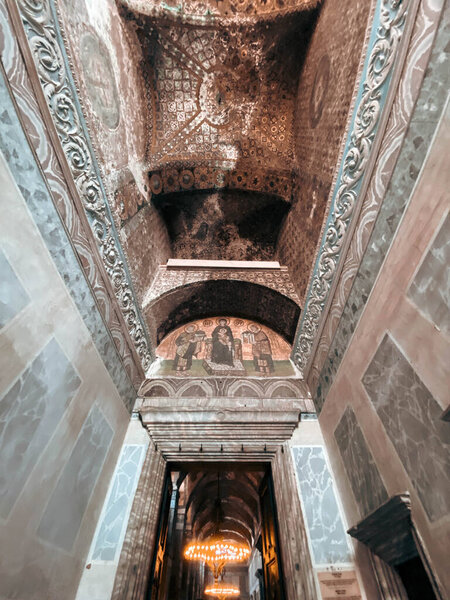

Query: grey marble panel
0;247;29;327
334;406;388;518
37;405;113;551
292;446;351;565
0;70;135;407
91;444;145;561
315;11;449;412
0;338;80;518
408;212;450;335
362;335;450;521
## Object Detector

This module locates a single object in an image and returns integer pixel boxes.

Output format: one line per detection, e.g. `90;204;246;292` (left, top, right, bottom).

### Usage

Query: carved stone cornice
13;0;153;372
292;0;415;375
138;376;313;403
347;493;415;566
138;397;304;460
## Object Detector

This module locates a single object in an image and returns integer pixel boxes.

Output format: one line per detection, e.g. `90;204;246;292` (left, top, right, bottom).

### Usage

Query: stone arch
144;279;300;346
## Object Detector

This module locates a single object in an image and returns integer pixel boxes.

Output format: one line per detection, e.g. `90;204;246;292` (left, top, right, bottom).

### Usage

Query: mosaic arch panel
151;317;295;377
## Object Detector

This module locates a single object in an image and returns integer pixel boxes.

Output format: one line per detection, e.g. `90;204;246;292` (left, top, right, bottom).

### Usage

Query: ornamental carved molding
138;376;312;403
309;0;444;398
15;0;153;371
144;264;300;307
120;0;320;26
293;0;412;374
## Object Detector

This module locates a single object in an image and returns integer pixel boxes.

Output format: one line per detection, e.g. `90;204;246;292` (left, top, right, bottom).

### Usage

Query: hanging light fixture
184;538;250;580
183;472;250;581
204;582;240;599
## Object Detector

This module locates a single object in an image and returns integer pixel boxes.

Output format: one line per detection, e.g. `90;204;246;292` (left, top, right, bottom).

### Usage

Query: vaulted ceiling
183;468;265;547
56;0;372;350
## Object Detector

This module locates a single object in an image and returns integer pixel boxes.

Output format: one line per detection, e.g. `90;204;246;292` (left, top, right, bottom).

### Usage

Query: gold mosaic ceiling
121;3;319;204
121;0;320;24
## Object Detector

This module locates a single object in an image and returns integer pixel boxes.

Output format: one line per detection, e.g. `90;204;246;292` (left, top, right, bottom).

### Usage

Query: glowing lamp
184;538;250;580
204;582;240;599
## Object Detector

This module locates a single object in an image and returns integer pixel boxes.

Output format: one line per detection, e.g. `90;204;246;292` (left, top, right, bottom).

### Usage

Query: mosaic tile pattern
315;10;449;412
143;23;301;170
362;335;450;522
277;0;372;302
91;444;146;562
0;247;29;328
37;405;113;551
122;0;319;22
0;70;135;408
0;338;81;518
334;407;388;518
408;212;450;336
292;446;351;565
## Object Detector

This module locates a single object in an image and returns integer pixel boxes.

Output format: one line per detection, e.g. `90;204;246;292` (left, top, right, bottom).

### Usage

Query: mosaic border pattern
16;0;153;371
292;0;411;373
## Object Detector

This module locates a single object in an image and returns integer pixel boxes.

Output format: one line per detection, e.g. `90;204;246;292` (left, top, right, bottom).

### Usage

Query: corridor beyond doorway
148;463;286;600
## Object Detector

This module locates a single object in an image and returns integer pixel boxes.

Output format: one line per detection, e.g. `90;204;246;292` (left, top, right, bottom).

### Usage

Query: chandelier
204;582;240;599
183;472;250;580
184;538;250;580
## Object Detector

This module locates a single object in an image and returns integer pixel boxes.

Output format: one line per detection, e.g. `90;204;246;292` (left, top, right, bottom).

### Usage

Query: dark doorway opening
395;555;438;600
147;462;286;600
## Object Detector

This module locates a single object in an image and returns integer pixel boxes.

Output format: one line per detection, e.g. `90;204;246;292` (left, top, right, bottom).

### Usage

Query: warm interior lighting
184;538;250;580
204;582;240;599
184;539;250;563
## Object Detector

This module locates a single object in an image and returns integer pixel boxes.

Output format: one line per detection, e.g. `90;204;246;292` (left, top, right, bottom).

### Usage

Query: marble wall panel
0;337;80;519
91;444;146;562
362;334;450;521
292;446;351;565
334;407;388;518
0;247;29;327
37;405;113;552
314;8;449;411
0;69;135;408
408;212;450;336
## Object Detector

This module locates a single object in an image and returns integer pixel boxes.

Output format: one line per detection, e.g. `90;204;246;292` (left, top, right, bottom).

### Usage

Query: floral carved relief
293;0;411;374
17;0;153;370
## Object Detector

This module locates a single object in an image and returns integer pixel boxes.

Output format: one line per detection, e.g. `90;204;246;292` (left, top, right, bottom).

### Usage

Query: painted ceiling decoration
292;0;414;375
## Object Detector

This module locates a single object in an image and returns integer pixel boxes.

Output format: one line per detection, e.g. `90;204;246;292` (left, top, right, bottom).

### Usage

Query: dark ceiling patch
154;189;290;261
145;279;300;345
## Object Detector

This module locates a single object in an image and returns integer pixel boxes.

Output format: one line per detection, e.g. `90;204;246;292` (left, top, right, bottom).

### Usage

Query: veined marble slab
334;407;388;518
292;446;351;565
91;444;146;562
37;405;113;551
0;247;29;328
0;337;80;518
362;335;450;521
408;212;450;336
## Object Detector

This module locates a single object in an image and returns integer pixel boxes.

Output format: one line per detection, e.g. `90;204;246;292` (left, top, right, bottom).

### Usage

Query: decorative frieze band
16;0;153;371
293;0;411;374
143;264;301;307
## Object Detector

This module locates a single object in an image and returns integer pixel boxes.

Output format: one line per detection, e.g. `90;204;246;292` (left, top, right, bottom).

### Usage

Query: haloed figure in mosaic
211;318;235;366
244;323;274;374
173;324;205;372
